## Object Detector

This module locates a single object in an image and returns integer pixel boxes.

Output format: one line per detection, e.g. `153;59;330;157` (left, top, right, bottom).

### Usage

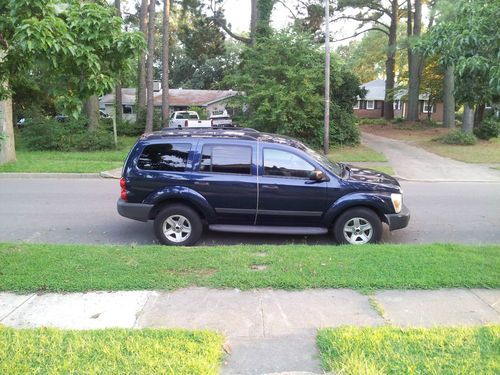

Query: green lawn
0;327;223;375
328;144;388;162
317;326;500;375
353;165;396;176
0;136;137;173
0;243;498;293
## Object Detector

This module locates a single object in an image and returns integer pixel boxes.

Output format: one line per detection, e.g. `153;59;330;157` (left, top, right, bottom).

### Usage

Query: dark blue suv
118;129;410;246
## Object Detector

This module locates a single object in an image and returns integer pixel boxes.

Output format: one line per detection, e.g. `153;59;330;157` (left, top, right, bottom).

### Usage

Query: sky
120;0;363;47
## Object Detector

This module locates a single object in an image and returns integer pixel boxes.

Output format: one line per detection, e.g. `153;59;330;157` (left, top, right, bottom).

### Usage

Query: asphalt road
0;178;499;245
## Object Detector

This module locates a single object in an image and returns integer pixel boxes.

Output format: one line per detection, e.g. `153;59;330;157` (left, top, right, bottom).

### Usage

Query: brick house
353;79;444;121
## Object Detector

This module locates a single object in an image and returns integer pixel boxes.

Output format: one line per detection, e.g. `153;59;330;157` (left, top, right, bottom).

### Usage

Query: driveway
362;132;500;182
1;177;499;245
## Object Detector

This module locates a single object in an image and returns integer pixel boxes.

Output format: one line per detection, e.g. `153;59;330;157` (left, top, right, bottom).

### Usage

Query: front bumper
117;199;153;222
385;204;410;231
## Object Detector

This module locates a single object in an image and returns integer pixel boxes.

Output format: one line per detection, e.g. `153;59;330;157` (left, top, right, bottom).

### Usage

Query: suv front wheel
333;207;382;245
154;204;202;246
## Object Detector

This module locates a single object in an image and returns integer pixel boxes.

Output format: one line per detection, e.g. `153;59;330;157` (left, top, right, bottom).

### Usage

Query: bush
101;118;146;137
20;117;115;151
438;130;477;145
474;116;499;140
359;118;389;125
392;117;404;124
330;109;360;146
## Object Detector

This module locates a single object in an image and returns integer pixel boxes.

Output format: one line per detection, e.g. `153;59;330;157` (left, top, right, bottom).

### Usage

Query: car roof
140;128;306;149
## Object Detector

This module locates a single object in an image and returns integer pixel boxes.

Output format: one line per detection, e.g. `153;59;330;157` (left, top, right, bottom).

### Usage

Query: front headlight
391;193;402;213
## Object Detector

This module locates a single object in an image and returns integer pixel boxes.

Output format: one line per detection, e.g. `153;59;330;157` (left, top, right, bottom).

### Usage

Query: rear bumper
385;205;410;231
117;199;153;222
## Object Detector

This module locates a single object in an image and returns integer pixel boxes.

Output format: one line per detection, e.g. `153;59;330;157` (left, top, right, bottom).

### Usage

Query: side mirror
309;170;325;181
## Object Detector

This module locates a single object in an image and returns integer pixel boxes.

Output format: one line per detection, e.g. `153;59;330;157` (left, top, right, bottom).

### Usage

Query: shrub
474;116;499;140
359;118;389;125
392;117;404;124
330;109;360;146
20;117;115;151
438;130;477;145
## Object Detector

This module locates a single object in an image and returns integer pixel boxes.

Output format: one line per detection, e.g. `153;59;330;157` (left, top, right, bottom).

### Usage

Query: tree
223;30;364;147
162;0;170;125
406;0;422;121
137;0;149;113
337;0;403;120
420;0;500;133
115;0;123;125
145;0;156;133
0;0;144;164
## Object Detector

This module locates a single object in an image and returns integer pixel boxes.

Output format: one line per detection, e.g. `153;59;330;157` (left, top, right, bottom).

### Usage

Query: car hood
344;165;400;188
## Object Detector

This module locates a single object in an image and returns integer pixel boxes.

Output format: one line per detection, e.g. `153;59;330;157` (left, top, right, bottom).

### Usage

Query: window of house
123;105;134;114
393;100;400;110
353;100;359;109
137;143;191;171
423;100;433;113
263;149;315;179
200;145;252;175
366;100;375;110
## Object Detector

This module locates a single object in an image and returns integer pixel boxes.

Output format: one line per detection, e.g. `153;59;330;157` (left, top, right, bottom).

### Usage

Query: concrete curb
0;172;101;179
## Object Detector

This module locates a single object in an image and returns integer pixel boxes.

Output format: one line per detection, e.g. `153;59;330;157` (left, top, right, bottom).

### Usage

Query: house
353;79;444;121
99;83;237;122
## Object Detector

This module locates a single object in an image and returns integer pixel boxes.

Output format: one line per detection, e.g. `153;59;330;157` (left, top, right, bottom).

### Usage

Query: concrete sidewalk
361;132;500;182
1;287;499;374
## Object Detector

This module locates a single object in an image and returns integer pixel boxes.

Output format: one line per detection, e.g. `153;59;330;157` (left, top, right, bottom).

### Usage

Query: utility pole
323;0;330;155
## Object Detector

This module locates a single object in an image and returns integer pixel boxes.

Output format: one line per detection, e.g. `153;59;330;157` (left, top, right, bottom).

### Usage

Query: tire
333;207;382;245
154;204;202;246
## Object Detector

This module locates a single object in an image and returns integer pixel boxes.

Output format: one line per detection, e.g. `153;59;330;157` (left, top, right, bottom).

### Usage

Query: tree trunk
84;95;100;130
161;0;170;126
115;0;123;125
145;0;156;134
443;65;455;128
0;50;16;165
406;0;422;122
137;0;149;113
250;0;258;45
474;104;485;128
383;0;398;121
462;104;474;134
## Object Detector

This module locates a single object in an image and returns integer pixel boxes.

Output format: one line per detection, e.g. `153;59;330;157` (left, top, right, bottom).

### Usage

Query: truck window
137;143;191;171
263;148;314;179
200;145;252;175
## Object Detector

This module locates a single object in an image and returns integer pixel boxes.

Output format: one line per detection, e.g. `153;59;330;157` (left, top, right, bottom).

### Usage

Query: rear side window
137;143;191;171
200;145;252;175
263;148;315;178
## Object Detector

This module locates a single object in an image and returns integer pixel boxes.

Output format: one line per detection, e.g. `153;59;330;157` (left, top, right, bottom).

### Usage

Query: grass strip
328;144;388;162
317;326;500;375
0;243;498;293
0;327;223;375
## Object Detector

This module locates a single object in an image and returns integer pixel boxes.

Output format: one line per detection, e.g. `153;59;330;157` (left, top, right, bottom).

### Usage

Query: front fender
321;192;393;226
143;185;216;222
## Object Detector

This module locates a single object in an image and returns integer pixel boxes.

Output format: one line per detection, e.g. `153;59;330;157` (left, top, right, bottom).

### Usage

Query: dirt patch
361;124;450;142
250;265;267;271
253;251;268;257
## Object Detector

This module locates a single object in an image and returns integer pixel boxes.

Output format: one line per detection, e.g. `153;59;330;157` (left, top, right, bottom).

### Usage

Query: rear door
256;146;328;226
191;140;258;224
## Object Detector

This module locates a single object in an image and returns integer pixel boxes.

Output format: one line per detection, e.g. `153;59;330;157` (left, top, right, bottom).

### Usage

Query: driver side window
263;148;315;179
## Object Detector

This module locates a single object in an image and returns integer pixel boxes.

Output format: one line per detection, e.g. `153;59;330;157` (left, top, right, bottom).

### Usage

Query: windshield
301;144;342;176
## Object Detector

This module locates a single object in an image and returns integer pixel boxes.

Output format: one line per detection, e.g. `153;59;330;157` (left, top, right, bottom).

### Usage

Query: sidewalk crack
133;292;153;328
468;290;500;317
259;292;265;337
0;294;36;322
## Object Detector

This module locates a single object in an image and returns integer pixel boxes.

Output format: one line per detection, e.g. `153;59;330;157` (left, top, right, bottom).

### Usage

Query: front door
191;142;257;225
256;147;327;226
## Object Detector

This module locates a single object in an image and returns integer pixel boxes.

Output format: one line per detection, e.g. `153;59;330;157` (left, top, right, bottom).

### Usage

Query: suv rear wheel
333;207;382;245
154;204;202;246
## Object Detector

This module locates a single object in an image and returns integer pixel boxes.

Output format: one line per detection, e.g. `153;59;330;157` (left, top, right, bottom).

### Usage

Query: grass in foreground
0;243;498;293
0;327;223;375
0;136;137;173
355;165;395;176
328;144;388;162
317;326;500;375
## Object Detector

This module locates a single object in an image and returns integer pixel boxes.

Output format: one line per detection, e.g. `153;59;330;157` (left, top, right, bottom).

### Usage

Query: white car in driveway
168;111;212;129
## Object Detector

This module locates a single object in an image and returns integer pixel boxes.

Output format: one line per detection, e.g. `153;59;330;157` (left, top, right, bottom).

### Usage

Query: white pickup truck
168;111;212;128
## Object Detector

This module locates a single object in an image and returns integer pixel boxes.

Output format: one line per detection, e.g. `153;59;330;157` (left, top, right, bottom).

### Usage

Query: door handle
261;184;279;190
194;181;209;186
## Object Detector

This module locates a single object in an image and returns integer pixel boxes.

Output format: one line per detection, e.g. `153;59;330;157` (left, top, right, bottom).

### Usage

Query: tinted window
137;143;191;171
263;148;315;178
200;145;252;174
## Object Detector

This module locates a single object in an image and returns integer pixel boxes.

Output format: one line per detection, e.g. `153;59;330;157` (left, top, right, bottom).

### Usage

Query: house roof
359;79;430;101
100;88;237;107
